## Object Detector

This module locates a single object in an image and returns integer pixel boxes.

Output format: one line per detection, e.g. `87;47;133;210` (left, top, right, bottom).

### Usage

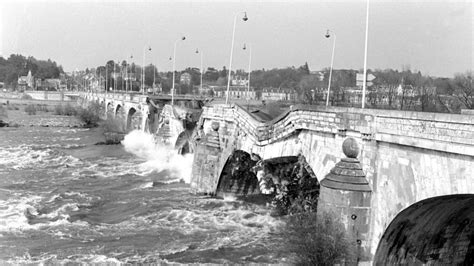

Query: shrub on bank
0;105;7;119
64;103;77;116
78;107;100;127
282;211;355;265
37;104;49;112
21;93;33;100
24;104;37;115
53;103;101;127
54;104;63;115
102;116;125;133
7;104;19;110
54;103;77;116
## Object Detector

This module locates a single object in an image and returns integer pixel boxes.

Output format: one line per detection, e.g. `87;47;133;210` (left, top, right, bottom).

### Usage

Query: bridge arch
216;151;319;212
97;100;105;118
106;102;114;118
374;194;474;265
126;107;141;131
175;131;191;155
216;150;261;198
115;104;123;118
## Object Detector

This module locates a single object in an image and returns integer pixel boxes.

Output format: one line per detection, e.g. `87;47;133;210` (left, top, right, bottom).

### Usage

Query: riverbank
0;102;85;128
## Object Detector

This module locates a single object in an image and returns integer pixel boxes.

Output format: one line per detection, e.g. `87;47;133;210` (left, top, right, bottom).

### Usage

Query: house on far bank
261;87;297;101
196;84;212;95
180;72;192;85
231;75;249;86
17;70;34;91
36;78;61;91
212;85;256;100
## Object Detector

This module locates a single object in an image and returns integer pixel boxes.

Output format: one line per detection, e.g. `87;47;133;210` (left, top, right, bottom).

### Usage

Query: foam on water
0;145;81;170
5;253;126;265
0;126;288;264
0;191;91;233
122;130;194;183
0;195;77;232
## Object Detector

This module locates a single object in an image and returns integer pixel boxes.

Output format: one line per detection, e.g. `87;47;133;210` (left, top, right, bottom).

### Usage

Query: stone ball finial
164;119;170;125
342;137;359;158
211;122;220;131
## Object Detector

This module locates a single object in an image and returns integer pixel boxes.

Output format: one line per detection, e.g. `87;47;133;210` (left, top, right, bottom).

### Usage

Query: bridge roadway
190;103;474;264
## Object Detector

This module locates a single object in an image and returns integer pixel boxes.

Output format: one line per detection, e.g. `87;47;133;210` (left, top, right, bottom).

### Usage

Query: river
0;125;289;264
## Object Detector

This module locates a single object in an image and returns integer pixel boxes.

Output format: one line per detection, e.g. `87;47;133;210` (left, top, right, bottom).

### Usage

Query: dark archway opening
216;150;260;199
216;152;319;212
256;155;319;215
374;194;474;265
175;131;191;155
115;104;122;118
106;103;114;118
126;107;136;131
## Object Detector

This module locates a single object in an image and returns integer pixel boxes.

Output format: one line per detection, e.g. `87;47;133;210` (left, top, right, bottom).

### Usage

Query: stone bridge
79;92;207;147
190;103;474;264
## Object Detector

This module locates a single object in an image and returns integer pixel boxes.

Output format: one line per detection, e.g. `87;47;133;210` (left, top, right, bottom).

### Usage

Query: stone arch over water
98;100;105;118
216;151;320;211
216;150;260;198
115;104;126;131
106;102;114;118
374;194;474;265
115;104;123;118
175;131;191;155
126;107;139;131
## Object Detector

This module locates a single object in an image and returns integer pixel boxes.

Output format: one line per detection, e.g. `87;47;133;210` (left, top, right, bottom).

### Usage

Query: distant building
197;84;212;95
18;70;34;90
212;85;256;99
310;71;326;81
231;75;249;86
180;73;192;85
261;88;297;101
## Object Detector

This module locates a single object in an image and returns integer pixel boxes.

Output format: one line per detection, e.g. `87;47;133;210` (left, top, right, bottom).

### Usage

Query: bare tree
452;71;473;109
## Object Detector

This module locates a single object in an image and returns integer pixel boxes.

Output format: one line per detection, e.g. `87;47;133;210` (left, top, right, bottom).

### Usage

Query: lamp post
225;11;248;104
105;64;108;95
172;36;186;105
142;46;151;95
128;55;133;93
243;43;252;107
113;61;116;94
120;60;125;91
325;30;336;107
195;49;203;94
362;0;370;108
153;57;157;94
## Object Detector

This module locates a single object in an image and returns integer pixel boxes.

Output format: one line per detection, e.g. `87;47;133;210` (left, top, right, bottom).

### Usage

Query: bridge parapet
200;104;474;155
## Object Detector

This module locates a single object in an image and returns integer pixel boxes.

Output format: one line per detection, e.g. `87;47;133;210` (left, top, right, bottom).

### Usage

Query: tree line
0;54;64;86
88;59;472;112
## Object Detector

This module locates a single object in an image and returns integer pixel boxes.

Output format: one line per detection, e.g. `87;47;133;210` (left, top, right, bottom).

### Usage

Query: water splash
121;130;194;183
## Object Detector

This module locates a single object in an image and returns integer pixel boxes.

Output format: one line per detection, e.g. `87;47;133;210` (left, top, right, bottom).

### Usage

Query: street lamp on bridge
362;0;370;108
225;11;248;105
172;36;186;105
142;46;152;95
243;43;252;108
127;55;133;93
195;49;204;95
325;29;336;107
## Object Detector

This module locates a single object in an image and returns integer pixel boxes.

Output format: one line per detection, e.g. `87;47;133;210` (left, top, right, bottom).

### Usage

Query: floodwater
0;125;289;264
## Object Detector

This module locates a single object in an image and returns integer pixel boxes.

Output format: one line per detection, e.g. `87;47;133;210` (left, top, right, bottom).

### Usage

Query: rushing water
0;126;288;264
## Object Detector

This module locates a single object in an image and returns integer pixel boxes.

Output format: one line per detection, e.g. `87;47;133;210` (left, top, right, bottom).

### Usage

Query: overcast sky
1;0;472;77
